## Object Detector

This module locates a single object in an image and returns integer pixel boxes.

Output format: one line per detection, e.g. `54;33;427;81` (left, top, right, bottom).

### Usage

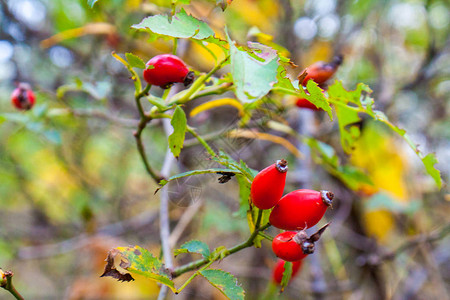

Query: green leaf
174;240;210;258
101;246;175;292
132;9;215;40
422;153;442;189
252;209;271;248
212;151;256;180
168;106;187;158
328;80;442;189
280;261;293;291
200;269;245;300
87;0;100;8
274;65;332;119
125;53;146;69
229;40;279;102
334;103;361;153
234;174;251;219
303;80;333;119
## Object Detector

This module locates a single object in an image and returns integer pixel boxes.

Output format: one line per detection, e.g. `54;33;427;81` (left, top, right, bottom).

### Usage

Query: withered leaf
100;248;135;282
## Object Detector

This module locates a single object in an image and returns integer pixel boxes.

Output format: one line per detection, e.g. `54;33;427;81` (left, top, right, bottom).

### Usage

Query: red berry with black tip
143;54;194;89
11;83;36;110
269;189;334;230
272;259;302;285
272;231;308;262
250;159;288;210
301;55;343;86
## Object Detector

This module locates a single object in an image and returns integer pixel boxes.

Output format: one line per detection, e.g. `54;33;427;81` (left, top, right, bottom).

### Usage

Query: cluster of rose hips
250;159;334;285
295;55;343;110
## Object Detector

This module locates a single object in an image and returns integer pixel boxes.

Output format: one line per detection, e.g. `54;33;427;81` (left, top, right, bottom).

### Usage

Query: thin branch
133;85;164;183
70;109;139;127
169;198;204;249
0;270;24;300
358;223;450;266
172;221;271;278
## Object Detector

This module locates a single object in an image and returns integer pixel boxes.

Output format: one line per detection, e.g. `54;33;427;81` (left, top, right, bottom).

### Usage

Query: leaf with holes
100;246;175;292
229;39;279;103
132;9;214;40
200;269;245;300
328;81;442;189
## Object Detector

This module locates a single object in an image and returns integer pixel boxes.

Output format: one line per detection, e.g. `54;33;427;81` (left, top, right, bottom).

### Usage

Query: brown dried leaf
100;248;135;282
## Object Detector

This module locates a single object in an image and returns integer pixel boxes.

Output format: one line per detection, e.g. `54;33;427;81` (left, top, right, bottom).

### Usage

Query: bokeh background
0;0;449;299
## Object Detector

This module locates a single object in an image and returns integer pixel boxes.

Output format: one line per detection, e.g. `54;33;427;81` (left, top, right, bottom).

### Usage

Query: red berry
269;189;334;230
143;54;194;89
11;83;36;110
301;55;343;86
295;98;320;110
272;259;302;285
250;159;288;210
272;231;308;262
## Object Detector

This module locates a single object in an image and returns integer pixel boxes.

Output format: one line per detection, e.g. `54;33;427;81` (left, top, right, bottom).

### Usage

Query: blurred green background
0;0;449;299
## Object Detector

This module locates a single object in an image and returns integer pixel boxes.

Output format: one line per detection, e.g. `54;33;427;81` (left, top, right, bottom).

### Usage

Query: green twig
172;219;271;278
133;84;164;182
0;270;24;300
169;56;230;105
186;126;216;157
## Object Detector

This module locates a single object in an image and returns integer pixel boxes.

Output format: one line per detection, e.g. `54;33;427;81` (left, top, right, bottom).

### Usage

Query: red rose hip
11;83;36;110
272;259;302;285
250;159;288;210
295;98;320;110
269;189;333;230
143;54;194;89
301;55;343;86
272;231;308;262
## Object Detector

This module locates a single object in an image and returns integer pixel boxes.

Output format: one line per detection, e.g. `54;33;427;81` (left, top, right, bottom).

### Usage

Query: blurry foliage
0;0;449;299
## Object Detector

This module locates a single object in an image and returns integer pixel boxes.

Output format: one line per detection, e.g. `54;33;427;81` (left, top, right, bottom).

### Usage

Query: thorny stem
0;271;24;300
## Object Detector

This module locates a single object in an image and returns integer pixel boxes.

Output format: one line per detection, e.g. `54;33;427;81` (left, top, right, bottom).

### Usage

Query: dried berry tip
275;159;288;173
293;230;308;244
320;190;334;207
302;241;315;254
184;71;194;86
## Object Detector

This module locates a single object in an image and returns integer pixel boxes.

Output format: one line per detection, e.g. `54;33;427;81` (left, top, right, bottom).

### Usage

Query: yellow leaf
364;210;394;242
41;23;117;48
227;129;303;158
190;98;244;117
351;123;409;201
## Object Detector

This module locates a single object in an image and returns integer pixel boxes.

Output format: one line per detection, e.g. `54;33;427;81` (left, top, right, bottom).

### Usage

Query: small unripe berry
143;54;194;89
11;83;36;110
